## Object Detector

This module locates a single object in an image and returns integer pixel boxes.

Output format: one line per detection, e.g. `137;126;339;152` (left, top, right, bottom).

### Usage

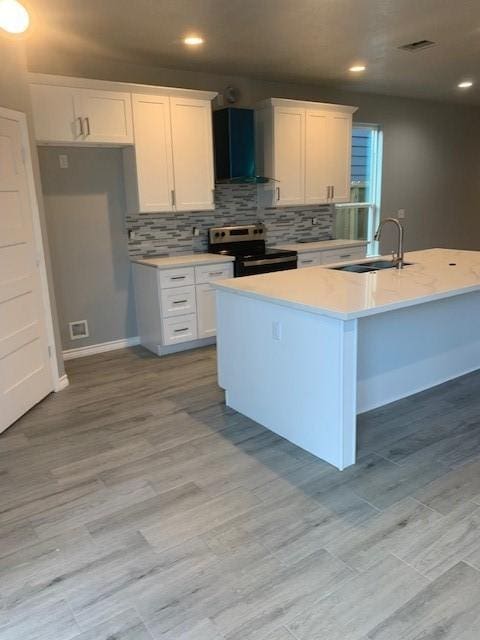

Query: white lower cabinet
162;314;198;345
133;260;233;356
196;284;217;339
298;252;323;268
320;246;366;264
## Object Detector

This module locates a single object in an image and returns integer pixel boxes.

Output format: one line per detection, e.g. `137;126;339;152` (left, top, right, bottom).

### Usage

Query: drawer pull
172;299;188;305
208;271;224;276
339;254;351;259
174;327;189;333
170;275;186;280
302;259;314;264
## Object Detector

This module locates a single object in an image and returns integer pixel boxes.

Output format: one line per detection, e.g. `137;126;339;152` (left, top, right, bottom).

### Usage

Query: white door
80;89;133;144
0;113;53;433
328;112;352;204
170;97;214;212
305;110;330;205
272;107;305;206
130;93;175;213
196;283;217;338
30;84;83;144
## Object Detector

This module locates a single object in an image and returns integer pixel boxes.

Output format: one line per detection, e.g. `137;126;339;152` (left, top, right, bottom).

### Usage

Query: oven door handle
242;256;297;267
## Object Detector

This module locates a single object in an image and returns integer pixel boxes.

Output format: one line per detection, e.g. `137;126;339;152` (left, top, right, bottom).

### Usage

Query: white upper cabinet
170;97;215;212
29;81;133;145
272;106;305;206
79;89;133;144
305;109;330;205
327;111;353;203
28;74;217;214
124;93;175;213
256;98;357;207
30;84;82;144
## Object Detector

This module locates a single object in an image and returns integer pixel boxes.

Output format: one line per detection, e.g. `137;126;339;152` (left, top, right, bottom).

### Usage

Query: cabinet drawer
320;247;366;265
162;314;198;345
297;252;322;268
159;267;195;289
195;263;233;284
160;285;196;318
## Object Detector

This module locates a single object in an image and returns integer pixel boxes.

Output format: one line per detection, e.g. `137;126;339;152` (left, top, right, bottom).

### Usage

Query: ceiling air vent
398;39;436;52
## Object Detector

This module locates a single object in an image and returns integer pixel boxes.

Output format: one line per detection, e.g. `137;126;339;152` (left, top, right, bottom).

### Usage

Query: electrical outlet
59;154;69;169
192;226;200;237
311;217;318;225
127;229;136;240
272;321;282;341
397;209;406;219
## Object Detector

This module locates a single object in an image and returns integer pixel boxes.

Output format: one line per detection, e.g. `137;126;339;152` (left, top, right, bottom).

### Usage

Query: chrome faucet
374;217;405;269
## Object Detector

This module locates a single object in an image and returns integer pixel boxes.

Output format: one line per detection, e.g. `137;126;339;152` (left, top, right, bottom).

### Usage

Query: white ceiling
28;0;480;104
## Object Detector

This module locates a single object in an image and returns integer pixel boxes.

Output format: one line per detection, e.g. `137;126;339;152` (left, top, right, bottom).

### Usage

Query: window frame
335;124;383;256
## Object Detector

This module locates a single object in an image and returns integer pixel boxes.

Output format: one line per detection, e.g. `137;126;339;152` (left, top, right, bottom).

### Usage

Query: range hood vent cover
398;39;436;52
213;107;263;183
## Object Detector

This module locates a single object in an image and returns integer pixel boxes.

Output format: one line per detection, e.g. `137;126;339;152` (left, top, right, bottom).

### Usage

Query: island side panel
216;290;358;470
357;290;480;414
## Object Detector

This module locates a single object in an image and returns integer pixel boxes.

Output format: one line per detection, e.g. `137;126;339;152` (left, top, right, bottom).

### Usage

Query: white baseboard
63;336;140;360
54;373;70;392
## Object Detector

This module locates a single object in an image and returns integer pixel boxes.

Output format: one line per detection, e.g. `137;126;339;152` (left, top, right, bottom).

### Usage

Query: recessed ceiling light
349;65;366;73
458;80;473;89
0;0;30;34
184;35;204;46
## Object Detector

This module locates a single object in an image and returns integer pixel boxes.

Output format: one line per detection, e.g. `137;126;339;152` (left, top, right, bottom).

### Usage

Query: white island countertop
132;253;235;269
214;248;480;320
274;238;368;253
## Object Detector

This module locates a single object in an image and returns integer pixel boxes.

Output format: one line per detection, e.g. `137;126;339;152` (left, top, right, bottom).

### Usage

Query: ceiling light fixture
184;35;204;46
0;0;30;34
458;80;473;89
349;65;366;73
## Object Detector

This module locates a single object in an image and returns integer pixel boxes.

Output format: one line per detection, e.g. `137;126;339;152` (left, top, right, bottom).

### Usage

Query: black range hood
213;107;269;184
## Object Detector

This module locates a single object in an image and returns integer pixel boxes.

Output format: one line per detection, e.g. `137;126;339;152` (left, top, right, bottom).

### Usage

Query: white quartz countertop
274;239;368;253
132;253;235;269
213;249;480;320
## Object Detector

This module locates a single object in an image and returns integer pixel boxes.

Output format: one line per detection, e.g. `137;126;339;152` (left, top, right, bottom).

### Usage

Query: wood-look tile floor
2;345;480;639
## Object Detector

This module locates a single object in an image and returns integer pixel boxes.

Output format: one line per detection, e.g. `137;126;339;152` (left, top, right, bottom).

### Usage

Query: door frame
0;106;67;392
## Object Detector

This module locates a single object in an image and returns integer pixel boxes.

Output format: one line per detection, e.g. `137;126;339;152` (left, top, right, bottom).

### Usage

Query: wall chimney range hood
213;107;268;184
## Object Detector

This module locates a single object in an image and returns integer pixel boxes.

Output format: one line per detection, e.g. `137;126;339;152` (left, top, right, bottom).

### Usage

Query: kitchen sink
331;259;412;273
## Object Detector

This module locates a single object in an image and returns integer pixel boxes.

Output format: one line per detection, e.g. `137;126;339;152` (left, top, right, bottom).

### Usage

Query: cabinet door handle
170;275;186;280
174;327;189;333
302;259;314;264
77;117;84;136
208;271;224;276
332;185;335;199
84;117;91;136
327;186;331;200
276;187;280;202
339;254;351;259
171;190;176;206
172;299;188;304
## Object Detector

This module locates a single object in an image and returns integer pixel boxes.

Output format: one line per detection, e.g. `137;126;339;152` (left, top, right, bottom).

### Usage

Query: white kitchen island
214;249;480;470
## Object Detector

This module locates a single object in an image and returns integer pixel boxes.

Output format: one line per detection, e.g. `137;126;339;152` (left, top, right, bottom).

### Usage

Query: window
335;124;383;256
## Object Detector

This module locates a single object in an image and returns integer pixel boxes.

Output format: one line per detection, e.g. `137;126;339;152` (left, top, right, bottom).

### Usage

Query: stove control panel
209;224;266;245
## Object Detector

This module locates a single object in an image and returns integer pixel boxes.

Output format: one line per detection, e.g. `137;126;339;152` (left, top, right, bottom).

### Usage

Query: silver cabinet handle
174;327;189;333
276;187;280;201
172;299;188;304
170;275;186;280
171;190;176;206
84;117;91;136
77;117;84;136
339;254;351;259
302;259;314;264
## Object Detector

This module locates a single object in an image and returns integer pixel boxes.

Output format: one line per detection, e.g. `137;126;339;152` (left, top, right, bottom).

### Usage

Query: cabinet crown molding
28;73;217;102
256;97;358;114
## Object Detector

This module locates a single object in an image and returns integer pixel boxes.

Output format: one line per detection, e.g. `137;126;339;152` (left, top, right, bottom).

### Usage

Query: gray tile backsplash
126;183;334;257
